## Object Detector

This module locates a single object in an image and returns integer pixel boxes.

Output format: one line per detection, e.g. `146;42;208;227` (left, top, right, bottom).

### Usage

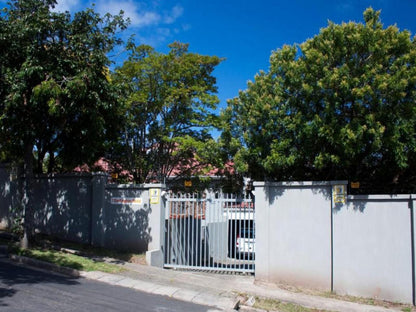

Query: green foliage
0;0;128;173
222;8;416;193
111;42;223;183
9;204;24;239
15;247;126;273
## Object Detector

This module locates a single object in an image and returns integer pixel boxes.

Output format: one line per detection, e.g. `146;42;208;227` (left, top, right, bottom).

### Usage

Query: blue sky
3;0;416;116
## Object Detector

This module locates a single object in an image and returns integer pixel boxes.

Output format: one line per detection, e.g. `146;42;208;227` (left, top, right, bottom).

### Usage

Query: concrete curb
80;270;237;311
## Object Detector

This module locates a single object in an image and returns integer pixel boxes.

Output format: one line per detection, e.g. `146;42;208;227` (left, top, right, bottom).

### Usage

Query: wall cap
253;181;348;187
106;183;166;190
348;194;416;201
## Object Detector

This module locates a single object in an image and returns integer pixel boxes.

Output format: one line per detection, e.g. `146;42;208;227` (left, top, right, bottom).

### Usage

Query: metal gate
164;191;255;274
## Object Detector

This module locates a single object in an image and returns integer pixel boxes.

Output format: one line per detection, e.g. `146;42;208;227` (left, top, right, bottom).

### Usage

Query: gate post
146;184;166;267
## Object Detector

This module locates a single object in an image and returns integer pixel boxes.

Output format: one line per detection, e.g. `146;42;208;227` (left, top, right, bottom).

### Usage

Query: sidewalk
0;243;402;312
80;258;400;312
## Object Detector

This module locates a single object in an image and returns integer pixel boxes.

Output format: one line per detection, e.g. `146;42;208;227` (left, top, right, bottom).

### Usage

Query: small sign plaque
332;185;347;204
149;189;160;204
111;197;142;205
350;182;360;189
184;180;192;187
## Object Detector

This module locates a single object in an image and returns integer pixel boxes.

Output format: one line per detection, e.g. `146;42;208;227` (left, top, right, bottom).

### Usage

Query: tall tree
111;42;223;183
223;8;416;193
0;0;128;246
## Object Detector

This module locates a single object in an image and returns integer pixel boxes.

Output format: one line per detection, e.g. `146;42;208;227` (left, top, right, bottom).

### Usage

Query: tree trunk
20;143;34;249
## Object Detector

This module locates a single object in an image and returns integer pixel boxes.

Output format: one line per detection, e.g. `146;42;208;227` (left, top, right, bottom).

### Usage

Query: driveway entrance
164;191;255;274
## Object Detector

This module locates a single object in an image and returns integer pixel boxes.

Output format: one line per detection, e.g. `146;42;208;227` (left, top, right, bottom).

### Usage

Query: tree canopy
0;0;128;174
222;8;416;193
0;0;128;246
111;42;223;183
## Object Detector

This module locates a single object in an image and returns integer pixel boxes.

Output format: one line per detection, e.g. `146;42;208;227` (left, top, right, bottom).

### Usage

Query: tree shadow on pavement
0;259;79;307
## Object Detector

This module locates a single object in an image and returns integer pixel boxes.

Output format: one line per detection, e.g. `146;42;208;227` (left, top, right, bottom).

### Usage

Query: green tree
223;8;416;193
111;42;223;183
0;0;128;246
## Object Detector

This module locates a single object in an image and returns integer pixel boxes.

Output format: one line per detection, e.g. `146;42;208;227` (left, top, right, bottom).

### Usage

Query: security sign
150;188;160;204
332;185;347;204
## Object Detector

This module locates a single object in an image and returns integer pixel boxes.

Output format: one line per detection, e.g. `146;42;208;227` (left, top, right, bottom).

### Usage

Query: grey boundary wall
0;164;20;229
254;181;416;304
0;165;166;267
2;163;415;303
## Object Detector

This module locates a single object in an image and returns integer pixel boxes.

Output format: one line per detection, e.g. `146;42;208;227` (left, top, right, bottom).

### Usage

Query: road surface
0;256;219;312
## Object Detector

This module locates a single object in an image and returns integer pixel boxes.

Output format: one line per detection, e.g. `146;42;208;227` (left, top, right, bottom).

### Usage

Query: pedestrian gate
164;192;255;274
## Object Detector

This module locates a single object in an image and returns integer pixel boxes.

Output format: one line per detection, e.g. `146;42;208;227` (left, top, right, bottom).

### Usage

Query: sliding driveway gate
164;191;255;274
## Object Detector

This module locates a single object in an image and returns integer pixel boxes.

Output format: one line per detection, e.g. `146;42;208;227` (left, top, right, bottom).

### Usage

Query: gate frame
163;190;255;274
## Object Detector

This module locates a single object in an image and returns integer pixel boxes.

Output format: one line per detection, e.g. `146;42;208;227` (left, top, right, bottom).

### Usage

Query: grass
238;290;416;312
3;234;147;274
242;295;333;312
321;291;416;311
12;246;127;273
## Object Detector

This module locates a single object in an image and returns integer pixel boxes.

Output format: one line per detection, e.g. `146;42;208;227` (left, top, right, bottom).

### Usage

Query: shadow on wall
0;165;20;230
333;196;367;213
32;175;92;244
101;203;151;253
263;180;371;213
264;181;334;206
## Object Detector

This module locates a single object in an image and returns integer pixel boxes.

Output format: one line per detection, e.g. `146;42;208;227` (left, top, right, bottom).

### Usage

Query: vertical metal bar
206;194;209;268
181;194;184;266
232;194;236;266
252;196;255;271
193;194;197;267
167;198;170;266
180;194;184;266
181;193;185;266
190;193;194;267
169;194;176;264
409;195;415;306
220;195;224;270
330;187;334;292
192;193;194;267
176;194;181;265
172;195;176;266
212;191;218;268
228;193;231;269
199;197;202;268
172;196;176;266
232;194;235;270
239;194;243;265
174;195;178;266
187;193;190;267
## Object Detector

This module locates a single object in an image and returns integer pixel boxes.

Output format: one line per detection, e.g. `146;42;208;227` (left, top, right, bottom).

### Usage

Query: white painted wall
333;195;413;303
255;181;337;290
255;181;415;304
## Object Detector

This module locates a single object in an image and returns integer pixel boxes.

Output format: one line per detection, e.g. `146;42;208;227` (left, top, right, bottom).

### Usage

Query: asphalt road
0;256;219;312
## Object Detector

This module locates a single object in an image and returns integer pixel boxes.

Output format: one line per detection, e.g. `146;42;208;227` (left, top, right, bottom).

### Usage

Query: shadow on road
0;258;79;307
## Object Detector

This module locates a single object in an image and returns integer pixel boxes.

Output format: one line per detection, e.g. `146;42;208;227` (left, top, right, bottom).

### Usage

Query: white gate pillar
145;184;166;267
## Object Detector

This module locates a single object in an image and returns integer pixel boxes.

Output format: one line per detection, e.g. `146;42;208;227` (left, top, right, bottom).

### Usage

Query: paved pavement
0;247;403;312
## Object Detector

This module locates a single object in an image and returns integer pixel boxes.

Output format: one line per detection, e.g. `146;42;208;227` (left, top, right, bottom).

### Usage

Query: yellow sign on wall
350;181;360;189
184;180;192;187
332;185;347;204
150;188;160;204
